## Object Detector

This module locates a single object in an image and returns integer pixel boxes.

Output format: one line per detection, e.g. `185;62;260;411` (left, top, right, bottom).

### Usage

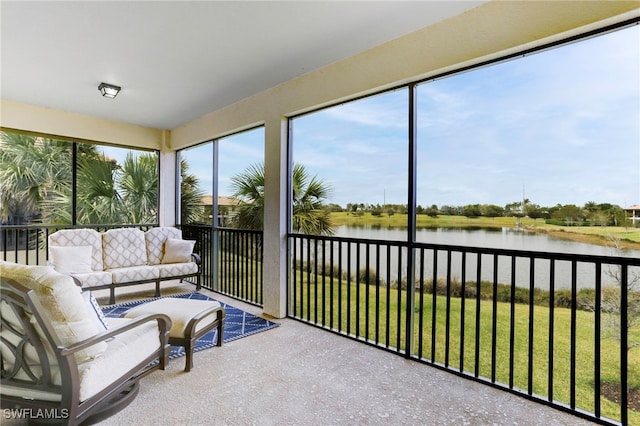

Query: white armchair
0;261;171;425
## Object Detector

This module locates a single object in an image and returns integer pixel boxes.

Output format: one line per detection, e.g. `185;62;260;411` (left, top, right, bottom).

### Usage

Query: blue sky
293;25;639;209
109;25;639;210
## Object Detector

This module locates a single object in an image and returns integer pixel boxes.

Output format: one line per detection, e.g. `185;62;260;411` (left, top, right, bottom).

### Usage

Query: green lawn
290;275;640;424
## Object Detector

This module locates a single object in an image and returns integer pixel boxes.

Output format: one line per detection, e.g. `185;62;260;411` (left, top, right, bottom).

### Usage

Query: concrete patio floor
94;282;594;426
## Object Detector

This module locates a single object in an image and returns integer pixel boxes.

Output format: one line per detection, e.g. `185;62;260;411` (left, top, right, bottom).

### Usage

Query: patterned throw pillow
82;291;110;332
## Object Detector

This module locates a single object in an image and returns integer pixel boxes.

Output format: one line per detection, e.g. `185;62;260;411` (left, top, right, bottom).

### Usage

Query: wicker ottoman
125;298;225;372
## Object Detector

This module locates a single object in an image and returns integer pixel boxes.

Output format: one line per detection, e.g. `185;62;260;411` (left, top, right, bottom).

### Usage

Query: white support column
158;131;177;227
262;117;288;318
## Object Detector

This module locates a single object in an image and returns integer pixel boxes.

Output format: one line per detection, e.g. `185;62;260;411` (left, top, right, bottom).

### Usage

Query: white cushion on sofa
162;238;195;264
73;271;113;288
48;228;104;271
108;265;158;283
0;261;107;363
156;262;198;278
50;245;93;274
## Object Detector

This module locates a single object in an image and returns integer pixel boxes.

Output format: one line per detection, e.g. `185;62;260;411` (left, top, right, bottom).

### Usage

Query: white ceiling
1;1;484;130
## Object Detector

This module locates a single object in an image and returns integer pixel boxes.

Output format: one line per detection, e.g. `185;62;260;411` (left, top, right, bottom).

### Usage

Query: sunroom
2;1;639;425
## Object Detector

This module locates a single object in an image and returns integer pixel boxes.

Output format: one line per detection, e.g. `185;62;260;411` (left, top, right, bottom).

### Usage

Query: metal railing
180;225;263;306
288;232;640;425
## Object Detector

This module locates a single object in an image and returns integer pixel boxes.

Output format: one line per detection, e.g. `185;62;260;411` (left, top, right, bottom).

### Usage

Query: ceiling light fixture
98;82;121;98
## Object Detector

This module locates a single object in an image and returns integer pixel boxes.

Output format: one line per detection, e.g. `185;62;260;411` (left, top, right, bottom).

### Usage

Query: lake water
336;225;638;257
322;225;640;291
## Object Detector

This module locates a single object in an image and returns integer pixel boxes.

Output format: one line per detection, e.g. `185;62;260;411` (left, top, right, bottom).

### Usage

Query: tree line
329;200;635;227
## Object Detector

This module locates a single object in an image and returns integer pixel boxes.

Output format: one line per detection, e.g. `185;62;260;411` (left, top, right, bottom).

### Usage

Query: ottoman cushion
124;298;222;338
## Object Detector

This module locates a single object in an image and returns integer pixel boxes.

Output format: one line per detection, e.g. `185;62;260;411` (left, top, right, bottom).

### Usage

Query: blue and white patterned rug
101;291;279;361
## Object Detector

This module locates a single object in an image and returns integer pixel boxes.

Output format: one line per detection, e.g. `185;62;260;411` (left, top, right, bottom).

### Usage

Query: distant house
200;195;243;226
624;205;640;225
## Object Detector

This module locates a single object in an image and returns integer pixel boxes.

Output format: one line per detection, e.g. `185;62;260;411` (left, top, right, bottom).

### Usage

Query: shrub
357;267;379;285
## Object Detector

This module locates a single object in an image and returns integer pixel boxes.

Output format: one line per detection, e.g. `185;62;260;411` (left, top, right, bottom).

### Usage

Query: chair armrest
184;305;225;340
188;304;225;326
191;253;201;265
60;313;172;356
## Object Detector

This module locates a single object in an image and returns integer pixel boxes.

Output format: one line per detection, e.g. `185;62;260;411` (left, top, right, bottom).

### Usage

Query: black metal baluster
375;243;381;345
418;247;425;359
396;246;403;351
570;260;577;409
338;241;343;333
509;255;517;388
594;261;601;418
330;239;334;330
306;236;312;322
491;254;498;383
386;245;392;348
365;242;370;341
445;249;452;367
314;238;318;324
356;242;361;338
460;251;467;373
321;238;326;326
347;241;352;336
475;253;482;378
528;257;535;395
292;236;298;317
431;249;438;362
620;262;628;426
548;259;555;403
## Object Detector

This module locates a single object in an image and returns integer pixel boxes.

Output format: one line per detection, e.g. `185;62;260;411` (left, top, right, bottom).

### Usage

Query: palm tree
180;158;206;224
43;145;127;225
2;131;213;227
229;163;265;230
73;151;124;224
291;163;334;235
0;132;72;224
230;162;334;235
119;152;158;223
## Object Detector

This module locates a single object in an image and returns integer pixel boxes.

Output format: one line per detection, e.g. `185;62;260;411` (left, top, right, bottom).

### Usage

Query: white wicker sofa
48;227;201;305
0;261;171;425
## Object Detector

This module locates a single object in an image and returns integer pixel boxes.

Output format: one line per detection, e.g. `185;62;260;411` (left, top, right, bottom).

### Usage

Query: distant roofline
200;195;244;206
